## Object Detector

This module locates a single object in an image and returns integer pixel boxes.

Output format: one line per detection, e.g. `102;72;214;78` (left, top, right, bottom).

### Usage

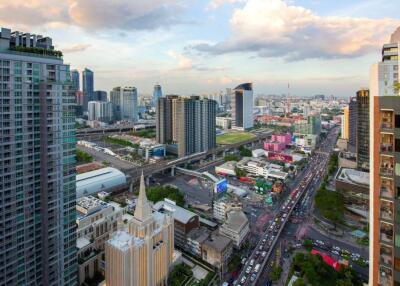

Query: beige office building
105;174;174;286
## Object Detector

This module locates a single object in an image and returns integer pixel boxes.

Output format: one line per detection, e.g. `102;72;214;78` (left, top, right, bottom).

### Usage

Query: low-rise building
76;196;124;285
202;233;233;275
213;197;243;221
153;199;200;250
219;210;250;248
216;117;232;130
236;157;288;180
137;140;166;161
76;167;127;198
335;167;369;221
215;161;237;176
186;227;210;257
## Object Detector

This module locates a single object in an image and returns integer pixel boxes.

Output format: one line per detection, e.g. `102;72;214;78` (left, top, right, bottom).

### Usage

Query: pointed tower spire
134;172;152;221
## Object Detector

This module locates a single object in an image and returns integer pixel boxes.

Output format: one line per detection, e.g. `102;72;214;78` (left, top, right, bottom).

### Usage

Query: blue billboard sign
214;179;228;194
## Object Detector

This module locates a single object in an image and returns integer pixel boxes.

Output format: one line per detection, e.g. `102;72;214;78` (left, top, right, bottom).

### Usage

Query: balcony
380;155;394;177
379;266;393;286
380;222;394;243
380;133;394;153
380;179;394;199
380;245;393;266
381;111;394;129
380;200;394;221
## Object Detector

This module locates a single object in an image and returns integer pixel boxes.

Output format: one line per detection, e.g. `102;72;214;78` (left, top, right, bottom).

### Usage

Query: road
234;128;339;286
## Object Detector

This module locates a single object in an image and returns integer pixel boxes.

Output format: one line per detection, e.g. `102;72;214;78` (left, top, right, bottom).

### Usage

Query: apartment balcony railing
380;168;394;177
380;144;394;152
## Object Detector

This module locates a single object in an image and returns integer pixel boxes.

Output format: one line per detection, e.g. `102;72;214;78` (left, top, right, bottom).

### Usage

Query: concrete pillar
223;150;226;157
251;142;254;148
146;176;150;186
129;181;133;193
212;154;216;160
171;167;175;176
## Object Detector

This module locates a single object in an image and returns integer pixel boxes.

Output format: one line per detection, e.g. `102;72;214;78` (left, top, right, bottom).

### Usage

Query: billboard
214;179;228;194
267;152;293;163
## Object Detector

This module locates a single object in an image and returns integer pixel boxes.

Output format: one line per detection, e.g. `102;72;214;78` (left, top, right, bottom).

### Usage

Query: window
396;114;400;128
396;139;400;152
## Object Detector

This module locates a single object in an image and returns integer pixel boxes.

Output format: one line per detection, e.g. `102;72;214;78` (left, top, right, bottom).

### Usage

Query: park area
216;131;256;145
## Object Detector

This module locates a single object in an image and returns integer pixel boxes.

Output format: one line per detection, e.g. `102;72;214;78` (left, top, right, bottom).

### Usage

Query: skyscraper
109;86;138;122
348;96;357;149
71;69;80;91
88;101;113;123
156;95;217;157
341;106;349;140
105;173;174;286
93;90;107;101
369;27;400;286
82;68;94;110
231;83;254;130
0;28;76;285
356;89;370;171
153;84;162;105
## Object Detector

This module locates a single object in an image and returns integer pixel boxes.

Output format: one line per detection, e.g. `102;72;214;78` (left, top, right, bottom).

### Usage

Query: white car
240;276;247;284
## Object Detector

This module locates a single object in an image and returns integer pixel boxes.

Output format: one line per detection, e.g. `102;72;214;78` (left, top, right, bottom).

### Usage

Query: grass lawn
217;132;256;145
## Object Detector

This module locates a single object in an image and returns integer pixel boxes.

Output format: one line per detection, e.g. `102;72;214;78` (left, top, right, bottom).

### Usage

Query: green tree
76;149;93;164
293;278;307;286
394;82;400;94
270;266;283;282
146;186;185;206
303;239;313;251
224;154;239;162
239;146;252;157
235;167;247;178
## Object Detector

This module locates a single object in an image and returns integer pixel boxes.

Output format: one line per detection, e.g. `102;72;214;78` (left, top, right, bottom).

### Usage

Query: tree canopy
146;186;185;207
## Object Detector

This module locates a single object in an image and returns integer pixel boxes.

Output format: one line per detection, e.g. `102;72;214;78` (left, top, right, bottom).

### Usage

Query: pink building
264;133;292;152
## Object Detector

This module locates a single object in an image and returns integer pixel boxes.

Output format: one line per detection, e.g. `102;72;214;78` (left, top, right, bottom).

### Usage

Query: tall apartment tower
0;28;77;285
341;106;349;140
356;89;370;171
369;27;400;286
231;83;253;130
109;86;138;122
156;95;217;157
105;173;174;286
153;84;162;106
348;97;358;149
71;69;79;91
88;101;113;123
82;68;93;111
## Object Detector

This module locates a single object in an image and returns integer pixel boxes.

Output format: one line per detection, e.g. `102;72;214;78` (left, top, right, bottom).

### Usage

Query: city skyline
1;0;399;97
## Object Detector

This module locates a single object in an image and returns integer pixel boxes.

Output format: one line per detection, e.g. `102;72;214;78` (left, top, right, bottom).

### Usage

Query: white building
236;157;288;180
231;83;254;130
88;101;113;122
76;196;124;285
215;161;237;176
110;86;138;122
216;117;232;130
213;197;243;221
76;167;127;198
219;210;250;248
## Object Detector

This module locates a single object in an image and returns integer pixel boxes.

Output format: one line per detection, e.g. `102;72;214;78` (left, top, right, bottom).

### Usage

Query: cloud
62;43;91;53
0;0;184;31
206;0;245;10
196;0;400;60
167;50;227;72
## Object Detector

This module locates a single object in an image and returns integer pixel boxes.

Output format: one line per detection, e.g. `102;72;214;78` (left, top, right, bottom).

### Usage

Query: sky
0;0;399;97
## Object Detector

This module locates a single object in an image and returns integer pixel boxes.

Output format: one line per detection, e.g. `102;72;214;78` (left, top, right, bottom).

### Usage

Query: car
332;250;340;256
261;251;267;257
240;276;247;284
259;245;263;251
246;266;252;274
250;273;257;281
249;259;255;266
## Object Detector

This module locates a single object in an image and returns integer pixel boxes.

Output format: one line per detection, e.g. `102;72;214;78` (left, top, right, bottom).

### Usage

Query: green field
216;132;256;145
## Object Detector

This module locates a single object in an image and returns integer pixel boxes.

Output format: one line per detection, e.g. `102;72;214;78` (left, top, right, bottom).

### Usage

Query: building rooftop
336;167;369;186
187;227;210;244
107;230;143;251
76;196;111;221
153;199;198;224
222;210;249;232
203;233;232;252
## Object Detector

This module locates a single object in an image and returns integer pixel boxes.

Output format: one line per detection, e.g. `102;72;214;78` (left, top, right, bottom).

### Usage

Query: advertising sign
268;152;293;163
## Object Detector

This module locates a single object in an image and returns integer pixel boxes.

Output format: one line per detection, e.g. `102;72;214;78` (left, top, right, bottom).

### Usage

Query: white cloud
206;0;245;10
167;50;194;70
0;0;184;31
62;43;91;53
196;0;400;60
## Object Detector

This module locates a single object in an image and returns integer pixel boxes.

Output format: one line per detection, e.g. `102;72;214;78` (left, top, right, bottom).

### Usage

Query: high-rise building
156;95;217;157
93;90;107;101
82;68;94;110
369;27;400;286
88;101;113;123
348;97;357;148
105;174;174;286
153;84;162;105
231;83;254;130
71;69;80;91
341;106;349;140
356;89;370;171
0;27;77;285
109;86;138;122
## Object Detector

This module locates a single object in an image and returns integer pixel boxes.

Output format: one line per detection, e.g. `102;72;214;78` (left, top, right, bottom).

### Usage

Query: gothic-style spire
134;172;152;221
